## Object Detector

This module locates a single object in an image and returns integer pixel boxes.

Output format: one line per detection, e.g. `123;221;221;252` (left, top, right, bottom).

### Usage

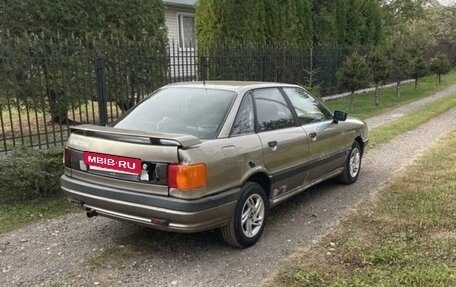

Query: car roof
163;81;300;92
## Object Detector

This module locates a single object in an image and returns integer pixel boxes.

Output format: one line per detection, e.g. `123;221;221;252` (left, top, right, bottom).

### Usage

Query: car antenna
202;56;207;89
203;77;208;94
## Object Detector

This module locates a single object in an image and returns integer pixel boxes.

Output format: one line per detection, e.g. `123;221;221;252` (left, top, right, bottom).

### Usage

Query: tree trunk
43;64;73;125
438;73;441;84
396;81;401;97
116;71;138;113
415;79;418;90
117;99;135;113
374;83;379;106
48;89;72;125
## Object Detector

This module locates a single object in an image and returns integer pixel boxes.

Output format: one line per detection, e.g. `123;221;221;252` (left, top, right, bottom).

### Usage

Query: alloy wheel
349;147;361;178
241;194;265;238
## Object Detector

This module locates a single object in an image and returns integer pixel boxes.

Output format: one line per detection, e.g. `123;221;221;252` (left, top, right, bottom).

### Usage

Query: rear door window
253;88;295;132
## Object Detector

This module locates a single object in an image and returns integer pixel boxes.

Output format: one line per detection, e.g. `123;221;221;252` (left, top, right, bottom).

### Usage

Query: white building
163;0;198;81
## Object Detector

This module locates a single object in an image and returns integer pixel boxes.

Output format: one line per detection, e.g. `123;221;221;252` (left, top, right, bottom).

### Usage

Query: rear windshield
113;87;237;139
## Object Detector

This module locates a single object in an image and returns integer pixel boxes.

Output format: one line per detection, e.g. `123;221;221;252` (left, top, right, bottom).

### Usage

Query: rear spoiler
70;124;201;148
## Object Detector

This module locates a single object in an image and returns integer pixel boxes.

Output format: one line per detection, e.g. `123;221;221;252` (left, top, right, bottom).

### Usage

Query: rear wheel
338;141;362;184
221;182;267;248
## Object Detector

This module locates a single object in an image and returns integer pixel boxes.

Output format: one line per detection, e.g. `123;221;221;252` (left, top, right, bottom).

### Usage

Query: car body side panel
302;120;349;182
170;135;264;199
256;127;310;197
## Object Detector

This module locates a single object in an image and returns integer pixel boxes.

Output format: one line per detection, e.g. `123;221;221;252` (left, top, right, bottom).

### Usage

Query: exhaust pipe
86;210;98;218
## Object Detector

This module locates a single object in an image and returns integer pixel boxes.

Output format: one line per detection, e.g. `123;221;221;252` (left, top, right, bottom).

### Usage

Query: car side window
283;87;332;125
230;93;255;136
253;88;295;132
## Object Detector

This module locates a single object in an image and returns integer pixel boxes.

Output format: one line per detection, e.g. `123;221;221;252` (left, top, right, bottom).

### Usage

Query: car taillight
167;163;207;190
64;147;72;168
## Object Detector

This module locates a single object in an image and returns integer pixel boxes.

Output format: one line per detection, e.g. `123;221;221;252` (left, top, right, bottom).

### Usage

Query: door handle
268;141;278;148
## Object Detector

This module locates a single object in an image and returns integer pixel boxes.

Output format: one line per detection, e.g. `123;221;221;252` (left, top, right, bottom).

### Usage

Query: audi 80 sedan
61;82;368;248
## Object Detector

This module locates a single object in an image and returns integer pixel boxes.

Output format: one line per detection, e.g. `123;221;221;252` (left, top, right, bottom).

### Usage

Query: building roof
163;0;197;8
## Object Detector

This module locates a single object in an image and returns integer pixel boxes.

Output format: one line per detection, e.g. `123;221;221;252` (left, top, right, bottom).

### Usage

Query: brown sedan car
61;82;368;248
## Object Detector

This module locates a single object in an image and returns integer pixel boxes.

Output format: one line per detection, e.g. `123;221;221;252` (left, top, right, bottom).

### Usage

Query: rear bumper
61;175;239;232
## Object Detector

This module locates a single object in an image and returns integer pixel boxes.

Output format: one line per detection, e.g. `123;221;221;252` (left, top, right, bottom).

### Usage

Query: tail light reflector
64;147;72;168
167;163;207;190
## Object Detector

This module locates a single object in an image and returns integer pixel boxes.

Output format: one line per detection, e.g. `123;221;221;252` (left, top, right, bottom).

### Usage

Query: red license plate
83;151;142;174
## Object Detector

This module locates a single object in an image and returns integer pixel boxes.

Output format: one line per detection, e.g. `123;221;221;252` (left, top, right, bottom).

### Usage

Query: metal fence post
200;56;207;82
261;55;267;81
95;56;108;126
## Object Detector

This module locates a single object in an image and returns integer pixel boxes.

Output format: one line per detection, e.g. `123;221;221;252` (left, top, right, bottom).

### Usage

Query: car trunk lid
64;125;201;196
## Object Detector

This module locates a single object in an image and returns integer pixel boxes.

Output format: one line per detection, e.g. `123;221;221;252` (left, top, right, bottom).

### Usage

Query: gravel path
1;103;456;287
364;84;456;129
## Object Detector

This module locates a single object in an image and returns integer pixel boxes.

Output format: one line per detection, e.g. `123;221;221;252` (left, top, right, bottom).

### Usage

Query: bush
390;48;413;97
368;48;391;106
337;52;372;111
0;147;64;201
429;52;451;84
411;53;428;89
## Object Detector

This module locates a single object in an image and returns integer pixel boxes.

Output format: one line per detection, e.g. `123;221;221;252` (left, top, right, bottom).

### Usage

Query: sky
439;0;456;5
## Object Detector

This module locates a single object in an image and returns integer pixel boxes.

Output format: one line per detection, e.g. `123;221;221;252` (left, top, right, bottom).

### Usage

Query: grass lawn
0;196;77;234
0;100;121;152
325;71;456;119
265;131;456;287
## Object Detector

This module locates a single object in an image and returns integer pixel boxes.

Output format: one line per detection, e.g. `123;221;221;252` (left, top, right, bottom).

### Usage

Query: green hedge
0;147;63;201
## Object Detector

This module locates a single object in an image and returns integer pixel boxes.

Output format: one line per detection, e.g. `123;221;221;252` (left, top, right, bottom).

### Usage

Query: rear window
113;87;236;139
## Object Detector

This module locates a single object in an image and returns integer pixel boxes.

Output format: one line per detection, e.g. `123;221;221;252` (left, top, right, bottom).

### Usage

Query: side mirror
333;110;347;123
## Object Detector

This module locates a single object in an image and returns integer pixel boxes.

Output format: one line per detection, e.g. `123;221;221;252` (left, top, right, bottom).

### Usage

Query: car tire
221;182;268;248
338;141;362;184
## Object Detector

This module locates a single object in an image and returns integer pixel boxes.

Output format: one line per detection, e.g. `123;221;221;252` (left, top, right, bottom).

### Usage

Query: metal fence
1;34;453;153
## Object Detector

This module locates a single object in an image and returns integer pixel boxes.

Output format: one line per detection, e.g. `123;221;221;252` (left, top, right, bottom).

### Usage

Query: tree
336;0;348;45
368;48;391;106
312;0;339;44
197;0;315;47
337;52;372;112
296;0;313;46
344;0;363;45
390;48;412;97
0;0;168;122
264;0;312;45
430;6;456;46
429;52;451;84
196;0;267;49
411;53;428;89
388;18;437;56
360;0;383;46
380;0;426;34
312;0;383;46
